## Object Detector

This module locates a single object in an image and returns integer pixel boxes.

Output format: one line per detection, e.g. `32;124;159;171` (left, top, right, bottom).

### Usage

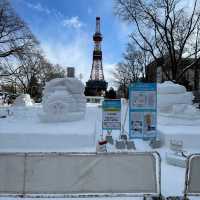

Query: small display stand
100;99;136;151
101;99;121;150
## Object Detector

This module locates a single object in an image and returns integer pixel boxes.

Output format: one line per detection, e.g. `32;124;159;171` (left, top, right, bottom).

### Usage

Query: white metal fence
0;152;161;198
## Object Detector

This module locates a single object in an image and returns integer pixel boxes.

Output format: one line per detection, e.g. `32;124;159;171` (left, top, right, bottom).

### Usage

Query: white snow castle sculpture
40;77;86;122
157;81;200;125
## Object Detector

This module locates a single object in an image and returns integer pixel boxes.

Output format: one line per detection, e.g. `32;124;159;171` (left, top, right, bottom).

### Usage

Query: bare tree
3;49;65;95
0;0;66;98
115;0;200;83
113;44;150;97
0;0;36;60
2;49;42;93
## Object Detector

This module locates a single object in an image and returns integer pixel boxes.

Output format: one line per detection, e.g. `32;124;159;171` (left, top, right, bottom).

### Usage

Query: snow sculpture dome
13;94;34;107
157;81;200;125
40;77;86;122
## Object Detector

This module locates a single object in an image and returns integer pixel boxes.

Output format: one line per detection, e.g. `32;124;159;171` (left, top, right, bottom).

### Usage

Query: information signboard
129;83;157;139
102;99;121;130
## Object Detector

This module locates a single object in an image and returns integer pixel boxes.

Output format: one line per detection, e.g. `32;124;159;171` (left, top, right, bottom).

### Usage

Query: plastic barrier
184;154;200;199
0;152;161;198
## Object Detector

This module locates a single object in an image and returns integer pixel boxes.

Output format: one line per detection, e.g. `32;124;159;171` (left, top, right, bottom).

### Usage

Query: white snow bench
0;152;161;198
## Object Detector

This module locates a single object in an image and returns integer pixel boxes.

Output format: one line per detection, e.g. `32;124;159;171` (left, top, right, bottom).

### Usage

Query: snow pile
13;94;34;107
157;81;200;125
40;77;86;122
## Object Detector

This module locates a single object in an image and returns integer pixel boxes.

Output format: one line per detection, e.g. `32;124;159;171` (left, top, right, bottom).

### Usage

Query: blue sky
10;0;132;87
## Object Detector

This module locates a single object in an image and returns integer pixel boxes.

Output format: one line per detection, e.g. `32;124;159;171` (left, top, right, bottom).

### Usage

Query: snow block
166;152;186;168
0;106;97;152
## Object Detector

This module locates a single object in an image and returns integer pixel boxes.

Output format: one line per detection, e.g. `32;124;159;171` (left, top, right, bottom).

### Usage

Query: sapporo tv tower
85;17;108;96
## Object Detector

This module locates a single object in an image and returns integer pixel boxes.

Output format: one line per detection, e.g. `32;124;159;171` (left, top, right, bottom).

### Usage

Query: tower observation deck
85;17;108;96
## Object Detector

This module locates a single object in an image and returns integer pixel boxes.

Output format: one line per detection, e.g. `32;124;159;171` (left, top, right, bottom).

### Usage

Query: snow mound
13;94;34;107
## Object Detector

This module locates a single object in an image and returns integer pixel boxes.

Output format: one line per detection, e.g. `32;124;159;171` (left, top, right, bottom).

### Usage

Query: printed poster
129;83;157;139
102;99;121;130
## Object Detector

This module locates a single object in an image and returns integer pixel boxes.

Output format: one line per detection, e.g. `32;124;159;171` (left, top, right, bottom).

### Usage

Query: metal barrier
0;152;161;198
184;153;200;199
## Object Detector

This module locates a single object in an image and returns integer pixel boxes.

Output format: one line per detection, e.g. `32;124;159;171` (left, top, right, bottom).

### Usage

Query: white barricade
0;152;161;197
184;154;200;198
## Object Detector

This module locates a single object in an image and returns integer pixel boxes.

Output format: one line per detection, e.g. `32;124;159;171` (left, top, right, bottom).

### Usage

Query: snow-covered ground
0;102;200;199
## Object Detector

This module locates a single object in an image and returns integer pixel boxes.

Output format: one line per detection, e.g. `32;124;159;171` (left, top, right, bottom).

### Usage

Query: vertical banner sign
129;83;157;139
102;99;121;130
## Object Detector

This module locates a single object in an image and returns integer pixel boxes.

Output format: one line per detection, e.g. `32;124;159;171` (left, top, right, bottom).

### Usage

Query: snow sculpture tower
85;17;108;96
40;77;86;122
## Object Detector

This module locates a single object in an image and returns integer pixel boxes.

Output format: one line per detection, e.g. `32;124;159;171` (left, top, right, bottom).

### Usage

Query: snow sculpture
40;77;86;122
157;81;200;125
157;81;193;113
13;94;34;107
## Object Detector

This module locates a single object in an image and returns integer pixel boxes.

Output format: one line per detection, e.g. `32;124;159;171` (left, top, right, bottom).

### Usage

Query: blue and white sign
129;83;157;139
102;99;121;130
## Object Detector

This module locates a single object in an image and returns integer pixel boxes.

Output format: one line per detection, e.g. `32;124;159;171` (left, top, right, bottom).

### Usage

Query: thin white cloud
103;63;117;88
117;21;132;42
26;2;50;15
25;2;85;31
62;16;84;29
41;32;91;82
52;9;64;20
41;37;115;87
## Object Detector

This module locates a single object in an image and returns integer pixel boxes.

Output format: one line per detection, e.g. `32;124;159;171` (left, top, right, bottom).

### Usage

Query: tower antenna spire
96;16;100;33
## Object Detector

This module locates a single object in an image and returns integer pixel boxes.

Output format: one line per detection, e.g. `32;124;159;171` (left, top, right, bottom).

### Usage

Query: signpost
102;99;121;131
129;82;157;139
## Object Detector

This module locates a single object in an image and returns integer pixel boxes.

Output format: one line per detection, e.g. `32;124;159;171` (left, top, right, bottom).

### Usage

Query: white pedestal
0;106;97;152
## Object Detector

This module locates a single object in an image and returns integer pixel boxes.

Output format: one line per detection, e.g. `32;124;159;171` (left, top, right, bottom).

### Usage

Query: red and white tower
85;17;107;96
90;17;104;80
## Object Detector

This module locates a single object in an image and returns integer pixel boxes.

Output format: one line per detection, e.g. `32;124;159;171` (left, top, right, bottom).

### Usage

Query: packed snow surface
0;90;199;199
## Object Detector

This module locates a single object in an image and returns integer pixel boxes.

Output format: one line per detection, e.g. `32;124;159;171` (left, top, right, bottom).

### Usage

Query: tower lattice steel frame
85;17;107;96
